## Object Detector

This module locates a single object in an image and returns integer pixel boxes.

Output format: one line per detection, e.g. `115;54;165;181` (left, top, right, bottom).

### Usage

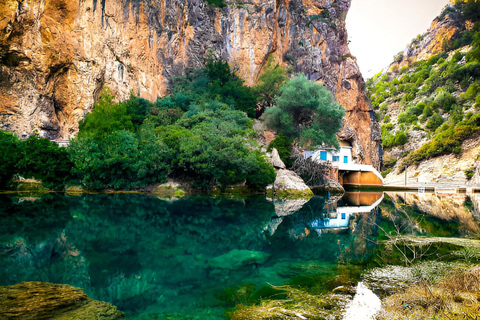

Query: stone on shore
267;169;314;199
270;148;286;169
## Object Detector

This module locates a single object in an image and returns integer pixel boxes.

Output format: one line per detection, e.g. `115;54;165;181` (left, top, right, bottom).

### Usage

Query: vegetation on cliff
367;0;480;176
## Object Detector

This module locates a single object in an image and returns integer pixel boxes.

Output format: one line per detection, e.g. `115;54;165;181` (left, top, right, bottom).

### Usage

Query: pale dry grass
378;266;480;320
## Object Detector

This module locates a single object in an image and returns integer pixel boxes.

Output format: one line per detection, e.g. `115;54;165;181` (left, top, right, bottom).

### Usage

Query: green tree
157;107;275;190
0;131;21;187
78;88;134;139
253;56;288;117
69;127;170;190
262;75;346;148
16;136;73;190
170;58;257;117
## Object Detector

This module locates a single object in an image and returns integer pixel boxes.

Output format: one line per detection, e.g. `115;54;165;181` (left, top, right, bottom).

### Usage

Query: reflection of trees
0;194;276;314
384;192;480;237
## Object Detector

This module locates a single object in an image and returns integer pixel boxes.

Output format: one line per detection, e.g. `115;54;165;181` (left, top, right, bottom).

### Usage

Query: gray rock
270;148;286;169
267;169;314;199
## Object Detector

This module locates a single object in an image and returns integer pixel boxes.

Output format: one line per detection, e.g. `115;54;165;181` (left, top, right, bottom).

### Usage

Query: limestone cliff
367;2;480;184
0;0;381;168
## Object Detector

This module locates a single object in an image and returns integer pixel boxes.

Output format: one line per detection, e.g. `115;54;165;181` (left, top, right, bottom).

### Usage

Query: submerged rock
0;282;125;319
209;249;271;270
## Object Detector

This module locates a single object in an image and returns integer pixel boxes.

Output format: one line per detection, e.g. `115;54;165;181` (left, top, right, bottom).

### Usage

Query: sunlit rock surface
0;0;381;167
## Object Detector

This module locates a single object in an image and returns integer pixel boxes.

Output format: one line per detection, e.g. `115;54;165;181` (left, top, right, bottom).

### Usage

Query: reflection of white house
309;194;384;231
305;146;384;186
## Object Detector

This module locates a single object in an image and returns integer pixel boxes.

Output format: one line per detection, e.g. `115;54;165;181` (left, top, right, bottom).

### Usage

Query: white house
305;146;384;186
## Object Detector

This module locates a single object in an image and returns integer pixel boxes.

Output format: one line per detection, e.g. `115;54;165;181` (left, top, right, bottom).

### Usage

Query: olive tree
262;75;346;148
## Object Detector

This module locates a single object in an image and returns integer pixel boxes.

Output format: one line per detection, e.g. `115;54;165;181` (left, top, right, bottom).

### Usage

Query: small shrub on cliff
205;0;227;8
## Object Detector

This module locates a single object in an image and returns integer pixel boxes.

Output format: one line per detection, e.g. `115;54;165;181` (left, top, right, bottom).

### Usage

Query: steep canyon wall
0;0;381;167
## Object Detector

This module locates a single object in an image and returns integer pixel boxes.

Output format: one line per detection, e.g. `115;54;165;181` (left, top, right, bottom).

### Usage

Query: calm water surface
1;191;479;319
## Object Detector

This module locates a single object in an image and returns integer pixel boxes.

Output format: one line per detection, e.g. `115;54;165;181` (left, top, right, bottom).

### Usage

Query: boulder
270;148;286;169
267;169;314;199
313;178;345;194
272;199;309;217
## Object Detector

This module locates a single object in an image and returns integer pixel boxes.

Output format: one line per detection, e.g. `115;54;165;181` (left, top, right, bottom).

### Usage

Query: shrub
267;134;294;168
0;131;22;187
426;113;444;131
16;136;74;190
205;0;227;7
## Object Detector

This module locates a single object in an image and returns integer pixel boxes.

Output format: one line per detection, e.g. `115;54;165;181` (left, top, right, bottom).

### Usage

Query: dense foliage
262;75;346;148
0;132;73;190
367;1;480;173
0;56;347;191
253;56;289;117
170;58;257;117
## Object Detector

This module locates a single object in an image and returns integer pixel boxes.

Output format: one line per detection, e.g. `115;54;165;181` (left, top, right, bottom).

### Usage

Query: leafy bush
397;112;417;124
426;113;444;131
267;134;294;168
253;56;288;116
434;91;457;112
69;126;171;190
383;131;408;149
78;88;134;139
171;58;257;117
205;0;227;8
0;131;22;187
0;132;73;190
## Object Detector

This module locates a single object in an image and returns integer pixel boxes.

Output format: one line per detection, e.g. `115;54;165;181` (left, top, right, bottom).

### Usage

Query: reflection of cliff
384;192;480;236
0;0;381;167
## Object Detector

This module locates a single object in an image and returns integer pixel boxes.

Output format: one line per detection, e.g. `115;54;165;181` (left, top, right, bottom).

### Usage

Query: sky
346;0;451;79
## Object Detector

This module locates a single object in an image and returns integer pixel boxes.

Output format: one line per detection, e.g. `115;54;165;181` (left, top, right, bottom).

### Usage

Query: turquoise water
0;192;478;319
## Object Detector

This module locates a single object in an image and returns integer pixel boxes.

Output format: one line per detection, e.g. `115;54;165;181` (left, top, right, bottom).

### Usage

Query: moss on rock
0;282;125;319
266;188;314;200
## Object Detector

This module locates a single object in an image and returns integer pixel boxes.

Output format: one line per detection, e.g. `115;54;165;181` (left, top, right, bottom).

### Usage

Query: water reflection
0;191;478;318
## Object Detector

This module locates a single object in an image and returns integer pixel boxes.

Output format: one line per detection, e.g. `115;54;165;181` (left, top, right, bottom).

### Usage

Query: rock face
0;282;125;320
0;0;381;167
385;136;480;186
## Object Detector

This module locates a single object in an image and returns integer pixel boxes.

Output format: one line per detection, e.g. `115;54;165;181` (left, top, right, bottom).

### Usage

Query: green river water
0;191;479;319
